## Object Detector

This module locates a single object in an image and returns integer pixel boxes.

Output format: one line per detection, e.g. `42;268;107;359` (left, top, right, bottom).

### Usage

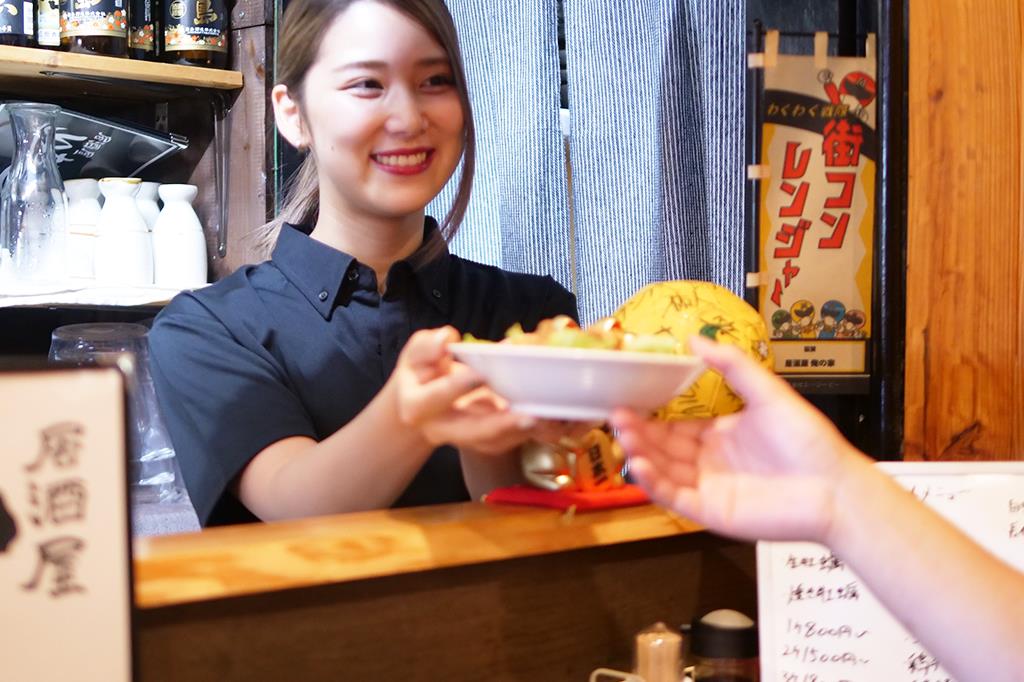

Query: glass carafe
0;102;68;286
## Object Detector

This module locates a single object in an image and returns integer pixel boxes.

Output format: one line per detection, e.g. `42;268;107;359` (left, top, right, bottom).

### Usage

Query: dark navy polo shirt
149;218;577;527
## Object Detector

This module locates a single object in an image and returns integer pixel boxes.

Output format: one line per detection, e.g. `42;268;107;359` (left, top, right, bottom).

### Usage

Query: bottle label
128;0;152;51
164;0;226;54
60;0;127;39
37;0;59;45
0;0;33;37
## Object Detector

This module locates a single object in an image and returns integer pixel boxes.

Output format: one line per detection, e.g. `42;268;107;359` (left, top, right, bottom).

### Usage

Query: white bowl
449;342;706;421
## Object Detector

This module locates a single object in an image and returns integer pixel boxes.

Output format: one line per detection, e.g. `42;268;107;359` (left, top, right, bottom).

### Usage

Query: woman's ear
272;84;310;150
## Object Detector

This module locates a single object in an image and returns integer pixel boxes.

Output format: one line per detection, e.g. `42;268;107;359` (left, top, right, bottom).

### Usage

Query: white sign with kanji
0;366;134;682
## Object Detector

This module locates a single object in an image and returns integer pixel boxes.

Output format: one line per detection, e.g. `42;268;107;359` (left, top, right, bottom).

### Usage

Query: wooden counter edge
133;502;706;609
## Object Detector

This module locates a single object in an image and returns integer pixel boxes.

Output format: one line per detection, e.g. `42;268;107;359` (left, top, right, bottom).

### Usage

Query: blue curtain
431;0;574;290
438;0;745;325
564;0;745;323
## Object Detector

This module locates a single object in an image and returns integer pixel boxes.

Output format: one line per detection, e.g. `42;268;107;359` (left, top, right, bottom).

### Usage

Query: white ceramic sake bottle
95;178;154;286
152;184;207;289
64;178;102;280
136;181;161;231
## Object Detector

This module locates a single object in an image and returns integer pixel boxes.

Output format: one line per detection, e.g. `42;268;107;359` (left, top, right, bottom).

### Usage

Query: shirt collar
272;223;353;319
272;218;451;320
405;216;451;315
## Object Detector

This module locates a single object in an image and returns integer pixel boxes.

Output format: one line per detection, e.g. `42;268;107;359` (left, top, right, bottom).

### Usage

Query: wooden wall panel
905;0;1024;458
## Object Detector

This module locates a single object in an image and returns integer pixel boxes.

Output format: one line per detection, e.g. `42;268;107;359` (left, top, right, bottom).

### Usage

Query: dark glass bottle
162;0;227;68
59;0;128;56
35;0;60;48
128;0;157;60
0;0;37;47
689;610;759;682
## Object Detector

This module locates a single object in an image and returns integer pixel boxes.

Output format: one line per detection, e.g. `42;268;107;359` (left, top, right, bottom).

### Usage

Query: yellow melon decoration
613;281;773;419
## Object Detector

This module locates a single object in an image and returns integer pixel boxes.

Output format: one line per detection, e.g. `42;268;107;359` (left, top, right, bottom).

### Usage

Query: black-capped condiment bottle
0;0;37;47
128;0;157;59
162;0;227;68
688;609;760;682
59;0;128;56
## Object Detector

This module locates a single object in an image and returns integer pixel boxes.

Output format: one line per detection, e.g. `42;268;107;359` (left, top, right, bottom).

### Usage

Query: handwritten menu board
758;462;1024;682
0;366;134;682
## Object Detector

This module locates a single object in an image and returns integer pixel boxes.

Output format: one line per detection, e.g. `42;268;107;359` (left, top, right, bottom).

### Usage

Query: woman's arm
234;377;434;520
237;327;539;519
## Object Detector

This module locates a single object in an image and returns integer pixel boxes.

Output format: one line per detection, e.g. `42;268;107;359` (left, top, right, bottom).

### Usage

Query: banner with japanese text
757;52;876;373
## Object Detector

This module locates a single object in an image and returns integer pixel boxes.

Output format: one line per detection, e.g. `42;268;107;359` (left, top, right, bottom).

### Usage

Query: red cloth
484;484;649;511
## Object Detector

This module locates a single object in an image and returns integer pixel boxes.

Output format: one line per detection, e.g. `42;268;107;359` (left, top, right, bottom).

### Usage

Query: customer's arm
612;337;1024;682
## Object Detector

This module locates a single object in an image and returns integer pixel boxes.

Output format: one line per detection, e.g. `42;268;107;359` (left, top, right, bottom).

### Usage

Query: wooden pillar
189;0;275;278
904;0;1024;458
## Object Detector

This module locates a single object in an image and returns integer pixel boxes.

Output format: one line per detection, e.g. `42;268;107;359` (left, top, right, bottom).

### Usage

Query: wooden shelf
0;283;206;310
0;45;242;94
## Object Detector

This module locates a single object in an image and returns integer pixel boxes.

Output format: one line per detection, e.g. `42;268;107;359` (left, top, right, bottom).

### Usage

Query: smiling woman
147;0;582;527
260;0;476;261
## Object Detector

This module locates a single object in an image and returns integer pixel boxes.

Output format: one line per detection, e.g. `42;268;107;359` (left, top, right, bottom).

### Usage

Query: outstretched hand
611;336;869;544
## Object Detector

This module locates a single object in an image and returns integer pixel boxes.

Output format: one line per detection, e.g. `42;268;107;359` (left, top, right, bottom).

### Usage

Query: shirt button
432;289;442;299
318;290;329;302
347;270;359;281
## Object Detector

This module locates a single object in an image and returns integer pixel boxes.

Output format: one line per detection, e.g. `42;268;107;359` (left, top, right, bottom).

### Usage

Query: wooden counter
134;501;704;608
133;503;757;681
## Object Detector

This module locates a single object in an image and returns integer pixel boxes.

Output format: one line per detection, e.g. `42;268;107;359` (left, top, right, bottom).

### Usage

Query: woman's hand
611;335;870;545
394;327;542;455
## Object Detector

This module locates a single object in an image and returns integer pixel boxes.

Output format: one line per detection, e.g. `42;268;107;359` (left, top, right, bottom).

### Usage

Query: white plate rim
449;341;705;367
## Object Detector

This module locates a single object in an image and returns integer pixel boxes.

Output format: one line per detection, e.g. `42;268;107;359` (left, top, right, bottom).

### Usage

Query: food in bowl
464;315;682;355
450;316;705;421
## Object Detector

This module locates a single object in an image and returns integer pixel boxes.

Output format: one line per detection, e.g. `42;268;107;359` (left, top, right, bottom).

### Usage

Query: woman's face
287;1;465;222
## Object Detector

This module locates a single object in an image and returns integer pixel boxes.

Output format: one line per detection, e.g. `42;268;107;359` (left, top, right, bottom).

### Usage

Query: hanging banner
756;44;877;374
